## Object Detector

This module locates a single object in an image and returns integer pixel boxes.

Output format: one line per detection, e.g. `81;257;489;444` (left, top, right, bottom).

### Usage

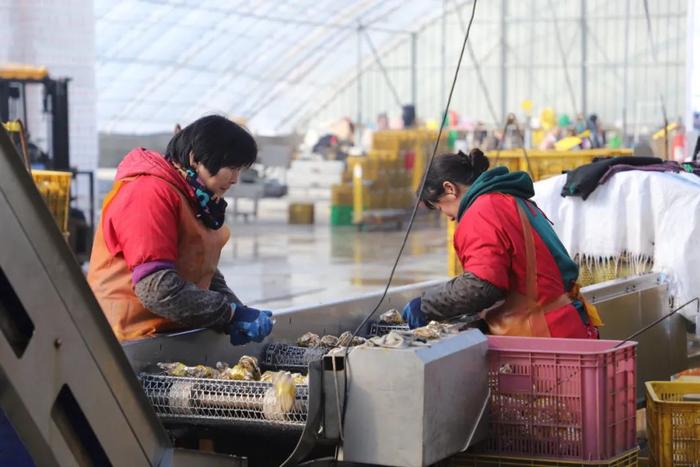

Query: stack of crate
329;129;448;226
329;150;414;226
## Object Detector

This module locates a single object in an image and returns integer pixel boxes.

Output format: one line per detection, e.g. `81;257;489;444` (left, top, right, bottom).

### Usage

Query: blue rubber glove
228;304;274;345
401;297;427;329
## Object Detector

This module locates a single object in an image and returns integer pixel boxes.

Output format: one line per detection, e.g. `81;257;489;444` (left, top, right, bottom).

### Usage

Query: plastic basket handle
2;119;31;171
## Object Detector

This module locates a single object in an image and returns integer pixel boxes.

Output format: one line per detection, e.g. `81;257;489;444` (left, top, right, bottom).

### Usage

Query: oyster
215;356;260;381
157;362;218;378
367;330;412;348
412;325;441;340
187;364;219;379
218;364;253;381
296;332;321;348
158;362;187;377
379;309;404;325
319;335;339;347
337;331;366;347
238;355;261;381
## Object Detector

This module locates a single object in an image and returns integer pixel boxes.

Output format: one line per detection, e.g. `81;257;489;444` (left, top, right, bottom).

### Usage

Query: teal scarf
456;167;578;289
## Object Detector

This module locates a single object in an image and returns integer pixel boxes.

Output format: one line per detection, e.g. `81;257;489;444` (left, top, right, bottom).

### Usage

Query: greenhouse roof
96;0;449;134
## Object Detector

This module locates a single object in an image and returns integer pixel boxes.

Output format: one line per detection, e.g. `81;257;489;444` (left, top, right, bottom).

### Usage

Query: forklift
0;64;94;262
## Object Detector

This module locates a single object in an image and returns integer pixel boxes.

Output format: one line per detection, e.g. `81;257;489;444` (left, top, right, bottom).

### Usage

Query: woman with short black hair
88;115;273;344
401;149;601;338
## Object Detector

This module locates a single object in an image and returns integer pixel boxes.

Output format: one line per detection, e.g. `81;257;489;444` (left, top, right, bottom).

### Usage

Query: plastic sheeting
533;171;700;321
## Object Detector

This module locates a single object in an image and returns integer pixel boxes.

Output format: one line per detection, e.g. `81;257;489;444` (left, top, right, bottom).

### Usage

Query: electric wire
332;0;480;452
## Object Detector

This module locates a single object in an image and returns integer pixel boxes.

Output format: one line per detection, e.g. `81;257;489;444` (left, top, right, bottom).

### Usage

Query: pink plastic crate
482;336;637;461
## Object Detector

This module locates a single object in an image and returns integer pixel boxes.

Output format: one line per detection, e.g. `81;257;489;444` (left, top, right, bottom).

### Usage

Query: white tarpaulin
533;171;700;321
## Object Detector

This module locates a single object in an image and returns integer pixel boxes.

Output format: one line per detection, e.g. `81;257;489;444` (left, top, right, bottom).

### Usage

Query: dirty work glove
228;305;274;345
401;297;427;329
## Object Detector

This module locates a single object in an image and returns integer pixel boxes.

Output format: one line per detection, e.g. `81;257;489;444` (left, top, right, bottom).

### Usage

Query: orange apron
483;203;570;337
87;177;230;341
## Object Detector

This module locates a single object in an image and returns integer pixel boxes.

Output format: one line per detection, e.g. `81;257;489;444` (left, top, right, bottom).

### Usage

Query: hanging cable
346;0;478;346
333;0;480;447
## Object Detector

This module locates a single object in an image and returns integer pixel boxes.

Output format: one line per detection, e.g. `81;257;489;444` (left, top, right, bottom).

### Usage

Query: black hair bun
468;148;489;174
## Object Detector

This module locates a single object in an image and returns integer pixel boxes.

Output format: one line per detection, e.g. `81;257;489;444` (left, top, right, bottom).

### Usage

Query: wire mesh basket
261;343;330;372
368;321;410;337
140;373;308;429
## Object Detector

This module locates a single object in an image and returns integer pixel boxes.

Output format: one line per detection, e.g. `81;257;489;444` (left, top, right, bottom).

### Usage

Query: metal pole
580;0;587;116
356;24;363;142
453;0;499;125
411;31;417;107
622;0;631;141
441;0;447;115
528;0;535;101
687;0;696;131
547;0;578;114
500;0;507;122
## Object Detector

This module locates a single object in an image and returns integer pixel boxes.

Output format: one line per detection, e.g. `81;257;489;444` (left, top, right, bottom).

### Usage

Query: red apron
87;177;230;341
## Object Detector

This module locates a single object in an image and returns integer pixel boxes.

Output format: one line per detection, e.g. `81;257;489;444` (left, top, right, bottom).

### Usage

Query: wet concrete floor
217;200;450;310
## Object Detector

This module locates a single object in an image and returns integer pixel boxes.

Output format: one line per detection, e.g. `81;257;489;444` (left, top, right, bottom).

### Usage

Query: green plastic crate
330;204;353;226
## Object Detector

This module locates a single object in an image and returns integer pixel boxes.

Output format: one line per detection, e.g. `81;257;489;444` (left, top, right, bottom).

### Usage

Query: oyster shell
238;355;261;381
319;335;339;347
379;309;404;325
218;364;253;381
337;331;366;347
296;332;321;348
412;325;441;340
157;362;218;378
158;362;187;377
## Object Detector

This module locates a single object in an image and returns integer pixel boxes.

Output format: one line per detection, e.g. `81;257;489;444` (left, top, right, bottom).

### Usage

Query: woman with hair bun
401;149;600;338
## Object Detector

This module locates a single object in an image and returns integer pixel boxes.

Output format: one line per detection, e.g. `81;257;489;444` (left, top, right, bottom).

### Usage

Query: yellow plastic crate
288;202;314;224
646;381;700;467
484;149;633;182
447;448;639;466
523;152;598;181
31;169;71;232
447;219;463;276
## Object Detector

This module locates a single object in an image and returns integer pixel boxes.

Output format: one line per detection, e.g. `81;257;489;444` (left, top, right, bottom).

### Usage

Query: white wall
0;0;98;174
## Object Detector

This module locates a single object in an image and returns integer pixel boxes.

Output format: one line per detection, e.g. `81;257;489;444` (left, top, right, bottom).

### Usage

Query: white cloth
533;171;700;320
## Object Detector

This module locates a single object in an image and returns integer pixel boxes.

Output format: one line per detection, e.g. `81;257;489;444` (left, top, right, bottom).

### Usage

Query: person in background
538;126;562;150
377;112;389;131
87;115;273;345
401;149;601;338
587;114;605;148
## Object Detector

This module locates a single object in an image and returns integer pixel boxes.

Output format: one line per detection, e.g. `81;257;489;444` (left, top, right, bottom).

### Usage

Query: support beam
528;0;535;102
362;30;403;109
580;0;588;116
500;0;508;122
411;31;418;107
441;0;447;112
356;24;363;141
622;0;631;141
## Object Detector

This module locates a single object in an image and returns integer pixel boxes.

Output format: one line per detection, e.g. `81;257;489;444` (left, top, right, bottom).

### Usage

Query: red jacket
454;193;590;338
102;148;194;274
